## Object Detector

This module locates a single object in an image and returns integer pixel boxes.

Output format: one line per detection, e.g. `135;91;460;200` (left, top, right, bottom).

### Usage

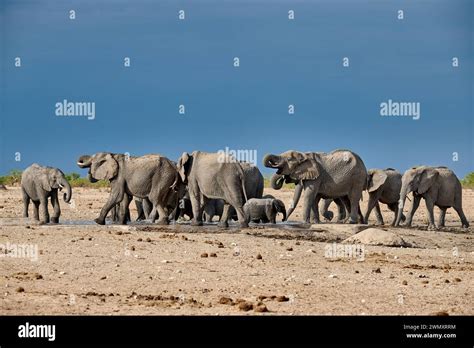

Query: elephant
244;198;286;224
21;164;72;224
77;153;183;225
264;149;367;224
203;199;225;222
176;151;249;227
175;191;195;221
394;166;469;230
272;167;352;223
364;168;405;226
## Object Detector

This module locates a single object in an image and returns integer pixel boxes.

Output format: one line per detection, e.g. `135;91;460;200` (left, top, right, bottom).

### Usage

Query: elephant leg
135;199;146;221
336;198;347;222
189;190;203;226
309;196;320;223
119;194;131;225
204;203;215;223
319;199;333;222
222;188;248;228
96;187;124;225
453;205;469;228
364;193;379;225
404;195;421;227
438;207;447;228
302;181;318;223
32;201;40;220
50;190;60;224
347;191;361;224
424;196;436;230
155;203;169;225
218;204;231;228
39;196;50;224
22;188;30;218
388;202;404;226
373;202;384;225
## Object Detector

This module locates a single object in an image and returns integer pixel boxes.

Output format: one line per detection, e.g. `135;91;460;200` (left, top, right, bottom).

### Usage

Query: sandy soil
0;186;473;315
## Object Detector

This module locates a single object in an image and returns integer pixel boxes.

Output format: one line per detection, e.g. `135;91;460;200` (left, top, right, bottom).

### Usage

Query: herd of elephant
20;149;470;231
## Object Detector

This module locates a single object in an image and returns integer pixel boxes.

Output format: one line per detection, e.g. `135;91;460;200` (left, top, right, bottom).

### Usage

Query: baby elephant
21;164;72;224
244;198;286;224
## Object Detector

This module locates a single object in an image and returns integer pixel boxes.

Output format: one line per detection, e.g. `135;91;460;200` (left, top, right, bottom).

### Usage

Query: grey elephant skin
204;162;264;223
264;149;367;224
365;168;405;226
244;198;286;224
77;153;182;225
176;151;249;227
21;164;72;224
395;166;469;229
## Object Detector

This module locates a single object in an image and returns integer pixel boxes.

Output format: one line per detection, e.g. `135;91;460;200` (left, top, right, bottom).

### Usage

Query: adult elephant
394;166;469;229
264;149;367;224
176;151;248;228
77;153;182;225
21;164;72;224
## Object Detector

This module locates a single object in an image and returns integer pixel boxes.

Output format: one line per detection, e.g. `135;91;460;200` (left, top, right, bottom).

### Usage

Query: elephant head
41;166;72;203
77;153;119;182
263;151;320;181
176;152;193;184
273;199;287;221
395;166;439;226
367;169;388;193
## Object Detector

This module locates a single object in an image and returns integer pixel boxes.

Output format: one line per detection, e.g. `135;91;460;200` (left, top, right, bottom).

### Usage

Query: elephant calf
364;168;405;226
244;198;286;224
21;164;72;224
395;166;469;229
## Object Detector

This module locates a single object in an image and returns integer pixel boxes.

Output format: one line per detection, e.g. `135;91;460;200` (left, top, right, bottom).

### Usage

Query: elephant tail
236;162;248;202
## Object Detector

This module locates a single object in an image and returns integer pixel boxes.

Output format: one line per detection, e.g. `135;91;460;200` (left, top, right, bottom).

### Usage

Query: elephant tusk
59;183;64;188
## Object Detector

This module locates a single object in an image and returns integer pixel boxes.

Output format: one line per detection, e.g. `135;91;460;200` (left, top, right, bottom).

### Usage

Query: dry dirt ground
1;186;473;315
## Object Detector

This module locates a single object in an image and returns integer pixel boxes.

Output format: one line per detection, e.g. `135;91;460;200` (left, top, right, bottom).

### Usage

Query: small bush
461;172;474;189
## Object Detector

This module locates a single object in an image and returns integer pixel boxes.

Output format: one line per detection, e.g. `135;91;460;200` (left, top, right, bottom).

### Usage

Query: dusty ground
0;186;473;315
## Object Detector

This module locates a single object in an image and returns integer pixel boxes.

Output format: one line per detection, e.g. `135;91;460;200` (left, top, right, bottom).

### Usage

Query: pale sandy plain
0;186;473;315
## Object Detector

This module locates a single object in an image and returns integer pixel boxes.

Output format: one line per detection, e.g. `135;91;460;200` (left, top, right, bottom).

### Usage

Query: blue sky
1;0;472;178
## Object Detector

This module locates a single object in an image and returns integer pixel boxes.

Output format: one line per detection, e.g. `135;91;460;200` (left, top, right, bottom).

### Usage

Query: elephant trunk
394;184;409;226
280;206;287;222
285;181;303;221
60;177;72;203
270;173;285;190
263;154;282;168
77;155;92;168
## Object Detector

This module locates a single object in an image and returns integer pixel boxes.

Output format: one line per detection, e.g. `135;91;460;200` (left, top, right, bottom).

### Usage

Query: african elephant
394;166;469;229
264;149;367;224
202;199;225;222
77;153;182;225
364;168;405;226
272;167;351;223
21;164;72;224
244;198;286;224
175;191;194;221
176;151;248;227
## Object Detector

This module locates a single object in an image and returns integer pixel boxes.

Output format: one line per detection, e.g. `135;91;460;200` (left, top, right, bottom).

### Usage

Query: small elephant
395;166;469;229
364;168;405;226
203;199;225;222
21;164;72;224
175;191;194;221
244;198;286;224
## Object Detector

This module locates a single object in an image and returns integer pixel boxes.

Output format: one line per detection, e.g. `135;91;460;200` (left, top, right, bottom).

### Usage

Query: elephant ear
368;170;388;193
40;171;52;191
177;152;190;182
418;168;439;194
291;153;320;181
91;154;118;181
